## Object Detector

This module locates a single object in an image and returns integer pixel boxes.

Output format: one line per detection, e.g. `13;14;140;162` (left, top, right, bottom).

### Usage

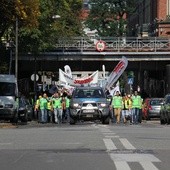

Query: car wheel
160;118;165;125
70;117;76;125
10;116;18;125
102;117;109;124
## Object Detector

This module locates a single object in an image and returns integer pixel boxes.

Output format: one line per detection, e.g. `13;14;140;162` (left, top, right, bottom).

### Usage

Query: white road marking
103;138;117;150
103;132;116;135
110;153;161;162
110;154;160;170
105;136;119;138
119;138;136;150
140;161;160;170
114;161;131;170
100;129;112;133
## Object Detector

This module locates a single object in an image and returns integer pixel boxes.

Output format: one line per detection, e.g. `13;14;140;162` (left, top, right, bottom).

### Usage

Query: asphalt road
0;120;170;170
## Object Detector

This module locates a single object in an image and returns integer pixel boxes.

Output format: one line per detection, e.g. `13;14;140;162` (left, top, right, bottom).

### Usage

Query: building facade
128;0;170;37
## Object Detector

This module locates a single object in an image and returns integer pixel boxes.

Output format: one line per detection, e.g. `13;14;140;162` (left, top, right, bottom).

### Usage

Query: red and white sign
105;56;128;90
59;69;99;86
96;40;106;52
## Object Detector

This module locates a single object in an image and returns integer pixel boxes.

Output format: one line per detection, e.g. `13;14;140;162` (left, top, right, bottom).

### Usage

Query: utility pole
15;17;18;80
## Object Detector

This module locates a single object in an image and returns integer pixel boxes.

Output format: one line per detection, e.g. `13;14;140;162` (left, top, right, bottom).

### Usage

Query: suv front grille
82;103;97;107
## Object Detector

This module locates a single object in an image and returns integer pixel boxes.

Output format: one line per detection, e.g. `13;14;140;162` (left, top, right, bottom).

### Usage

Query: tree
0;0;40;73
85;0;137;37
19;0;83;53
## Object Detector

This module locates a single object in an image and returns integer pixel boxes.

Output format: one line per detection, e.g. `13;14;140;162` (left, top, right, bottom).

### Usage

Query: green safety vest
65;97;70;108
39;98;48;110
52;98;62;109
132;95;142;108
112;96;123;108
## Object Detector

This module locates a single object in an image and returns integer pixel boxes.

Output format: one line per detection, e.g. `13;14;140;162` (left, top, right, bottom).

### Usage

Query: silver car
147;98;164;119
69;86;110;125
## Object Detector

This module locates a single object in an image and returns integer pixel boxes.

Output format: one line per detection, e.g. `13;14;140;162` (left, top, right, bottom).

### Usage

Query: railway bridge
18;37;170;97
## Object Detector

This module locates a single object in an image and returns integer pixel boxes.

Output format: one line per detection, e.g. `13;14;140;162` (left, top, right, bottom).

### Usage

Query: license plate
83;109;94;113
86;114;93;118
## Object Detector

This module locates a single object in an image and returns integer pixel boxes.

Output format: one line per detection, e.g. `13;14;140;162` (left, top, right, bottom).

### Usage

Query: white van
0;74;18;123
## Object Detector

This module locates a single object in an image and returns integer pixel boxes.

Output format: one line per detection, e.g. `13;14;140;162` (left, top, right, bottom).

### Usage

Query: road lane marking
103;138;117;150
110;153;161;162
119;138;136;150
105;136;119;138
140;161;159;170
110;154;160;170
103;132;116;135
100;129;112;133
114;161;131;170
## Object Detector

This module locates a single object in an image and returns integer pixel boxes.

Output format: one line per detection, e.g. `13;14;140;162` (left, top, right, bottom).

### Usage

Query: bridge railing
55;37;170;53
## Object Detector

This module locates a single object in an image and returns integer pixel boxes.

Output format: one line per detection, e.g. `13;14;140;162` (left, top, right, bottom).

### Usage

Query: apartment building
128;0;170;37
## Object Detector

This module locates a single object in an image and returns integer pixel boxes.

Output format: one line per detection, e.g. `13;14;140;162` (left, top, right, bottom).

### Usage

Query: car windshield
0;82;16;96
165;96;170;104
74;89;105;98
150;99;163;105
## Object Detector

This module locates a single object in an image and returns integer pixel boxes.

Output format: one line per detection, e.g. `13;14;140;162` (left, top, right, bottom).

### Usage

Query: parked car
142;98;151;120
18;97;34;122
147;98;164;120
69;86;110;125
160;94;170;124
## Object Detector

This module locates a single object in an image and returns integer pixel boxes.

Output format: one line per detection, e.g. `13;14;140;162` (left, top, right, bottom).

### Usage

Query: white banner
105;56;128;90
59;69;99;86
64;65;72;78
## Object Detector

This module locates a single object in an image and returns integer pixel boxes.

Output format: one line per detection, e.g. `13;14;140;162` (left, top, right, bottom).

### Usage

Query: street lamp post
15;17;18;80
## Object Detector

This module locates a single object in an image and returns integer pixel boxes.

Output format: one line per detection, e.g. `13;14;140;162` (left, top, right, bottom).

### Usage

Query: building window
167;0;170;16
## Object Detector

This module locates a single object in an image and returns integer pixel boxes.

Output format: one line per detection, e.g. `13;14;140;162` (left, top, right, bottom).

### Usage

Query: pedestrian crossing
94;125;161;170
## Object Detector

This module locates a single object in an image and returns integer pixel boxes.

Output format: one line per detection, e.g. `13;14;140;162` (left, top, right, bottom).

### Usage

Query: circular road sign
96;40;106;52
31;74;39;81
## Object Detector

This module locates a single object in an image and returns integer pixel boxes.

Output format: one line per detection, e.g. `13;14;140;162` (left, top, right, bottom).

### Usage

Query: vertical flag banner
105;56;128;90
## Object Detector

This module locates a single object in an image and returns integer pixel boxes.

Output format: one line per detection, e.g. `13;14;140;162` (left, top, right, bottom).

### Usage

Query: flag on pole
105;56;128;90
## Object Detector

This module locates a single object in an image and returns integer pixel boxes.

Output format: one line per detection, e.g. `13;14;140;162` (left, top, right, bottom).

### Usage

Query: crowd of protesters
109;90;143;125
34;88;71;124
31;82;144;125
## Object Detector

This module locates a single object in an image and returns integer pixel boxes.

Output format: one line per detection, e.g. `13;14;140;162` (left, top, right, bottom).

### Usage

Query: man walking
39;93;48;123
131;91;142;124
52;92;62;124
111;91;123;124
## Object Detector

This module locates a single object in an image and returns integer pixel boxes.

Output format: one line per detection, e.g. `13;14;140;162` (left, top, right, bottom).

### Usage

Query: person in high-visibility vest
63;92;70;123
34;95;42;121
47;96;53;123
39;93;48;123
111;91;123;124
52;92;62;124
131;91;143;124
124;94;132;123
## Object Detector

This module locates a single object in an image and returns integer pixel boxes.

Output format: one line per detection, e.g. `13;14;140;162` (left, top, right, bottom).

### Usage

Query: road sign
96;40;106;52
128;78;134;85
31;74;39;81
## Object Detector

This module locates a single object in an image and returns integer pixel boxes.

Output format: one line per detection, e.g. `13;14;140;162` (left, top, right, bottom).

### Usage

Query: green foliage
85;0;137;37
19;0;83;53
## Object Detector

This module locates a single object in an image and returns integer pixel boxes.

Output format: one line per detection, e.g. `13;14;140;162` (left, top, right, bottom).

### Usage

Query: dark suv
160;94;170;124
69;86;110;125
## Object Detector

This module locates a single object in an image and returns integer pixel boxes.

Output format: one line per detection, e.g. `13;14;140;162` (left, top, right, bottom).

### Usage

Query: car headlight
73;103;80;108
100;103;107;107
19;107;25;111
4;104;13;108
